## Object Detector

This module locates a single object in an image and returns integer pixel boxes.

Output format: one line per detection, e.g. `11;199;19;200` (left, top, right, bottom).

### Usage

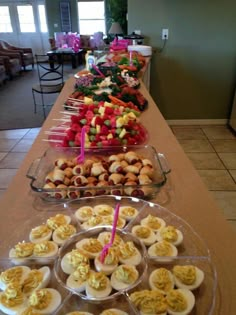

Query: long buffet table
0;67;236;314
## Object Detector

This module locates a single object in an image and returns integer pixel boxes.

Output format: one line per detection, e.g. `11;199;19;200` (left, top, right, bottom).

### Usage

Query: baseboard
166;119;228;126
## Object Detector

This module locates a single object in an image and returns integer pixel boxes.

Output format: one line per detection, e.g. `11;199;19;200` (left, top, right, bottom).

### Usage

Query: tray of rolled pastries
0;196;217;315
26;145;171;202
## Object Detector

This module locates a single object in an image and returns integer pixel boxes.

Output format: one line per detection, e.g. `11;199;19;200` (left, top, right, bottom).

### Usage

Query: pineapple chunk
107;133;113;139
84;97;93;104
96;125;101;133
116;117;125;128
98;107;105;116
119;128;127;139
104;101;113;107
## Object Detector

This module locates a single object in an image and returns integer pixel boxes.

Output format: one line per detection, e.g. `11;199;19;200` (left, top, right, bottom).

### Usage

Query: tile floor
169;125;236;230
0;125;235;230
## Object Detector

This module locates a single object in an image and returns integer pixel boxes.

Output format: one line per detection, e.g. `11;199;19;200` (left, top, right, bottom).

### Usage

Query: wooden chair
32;54;64;119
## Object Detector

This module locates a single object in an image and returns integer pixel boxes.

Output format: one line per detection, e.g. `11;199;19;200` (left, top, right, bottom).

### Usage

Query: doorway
0;0;49;55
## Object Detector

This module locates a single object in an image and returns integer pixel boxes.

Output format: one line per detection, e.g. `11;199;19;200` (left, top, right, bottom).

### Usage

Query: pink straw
76;126;86;164
100;203;120;263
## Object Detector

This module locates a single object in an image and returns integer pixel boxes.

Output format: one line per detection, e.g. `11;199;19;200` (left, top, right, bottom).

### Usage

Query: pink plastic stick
100;203;120;263
77;126;86;164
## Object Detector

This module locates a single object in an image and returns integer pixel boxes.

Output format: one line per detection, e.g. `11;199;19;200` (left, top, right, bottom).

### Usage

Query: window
0;6;13;33
38;4;48;33
17;5;36;32
78;1;105;35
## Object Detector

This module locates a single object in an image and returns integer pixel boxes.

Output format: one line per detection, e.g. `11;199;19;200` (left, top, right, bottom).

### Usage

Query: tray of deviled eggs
3;196;217;314
0;258;69;315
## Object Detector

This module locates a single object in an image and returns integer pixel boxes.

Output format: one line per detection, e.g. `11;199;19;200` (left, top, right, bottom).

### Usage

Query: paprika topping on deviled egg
52;224;77;246
166;288;195;315
156;225;183;246
0;266;31;290
0;282;26;315
172;265;204;291
93;204;114;217
9;242;35;264
46;214;71;230
75;206;94;222
98;232;124;247
66;262;90;292
148;240;178;261
33;241;58;259
27;288;61;315
131;225;156;246
29;225;52;244
95;247;120;275
119;206;138;221
130;289;167;315
85;271;112;299
22;267;51;296
119;241;142;266
61;249;89;275
110;264;139;291
140;214;166;232
76;238;103;259
148;267;175;294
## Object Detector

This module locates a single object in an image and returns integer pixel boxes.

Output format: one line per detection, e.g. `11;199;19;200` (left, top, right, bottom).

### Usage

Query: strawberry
101;125;109;135
104;107;114;115
108;138;121;146
95;116;103;126
66;129;75;141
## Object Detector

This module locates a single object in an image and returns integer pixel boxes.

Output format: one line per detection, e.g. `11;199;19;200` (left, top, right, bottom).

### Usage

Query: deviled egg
9;242;35;264
76;238;103;259
131;225;156;246
61;249;89;275
22;267;51;296
119;241;142;266
110;264;139;290
81;215;104;230
33;241;58;263
29;225;52;244
156;225;183;246
172;265;204;291
100;309;128;315
52;224;77;246
27;288;61;315
119;206;138;221
94;247;120;275
129;289;167;315
97;232;124;247
102;216;126;229
148;240;178;262
85;271;112;299
149;267;174;294
166;288;195;315
46;214;71;230
93;204;114;217
0;266;31;290
0;282;27;315
66;262;90;292
140;214;166;232
75;206;94;222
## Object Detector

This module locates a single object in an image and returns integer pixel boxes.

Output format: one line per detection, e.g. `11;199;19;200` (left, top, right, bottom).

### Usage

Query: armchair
0;52;22;79
0;40;34;71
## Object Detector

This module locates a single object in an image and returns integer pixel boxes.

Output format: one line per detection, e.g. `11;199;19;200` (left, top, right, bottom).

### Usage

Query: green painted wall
128;0;236;119
45;0;78;37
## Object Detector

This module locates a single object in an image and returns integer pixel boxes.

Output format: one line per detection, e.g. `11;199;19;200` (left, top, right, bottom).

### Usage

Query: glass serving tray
0;196;217;315
26;145;170;202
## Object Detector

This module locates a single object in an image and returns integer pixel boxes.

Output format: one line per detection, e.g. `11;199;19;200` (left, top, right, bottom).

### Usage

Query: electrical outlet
162;28;169;40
